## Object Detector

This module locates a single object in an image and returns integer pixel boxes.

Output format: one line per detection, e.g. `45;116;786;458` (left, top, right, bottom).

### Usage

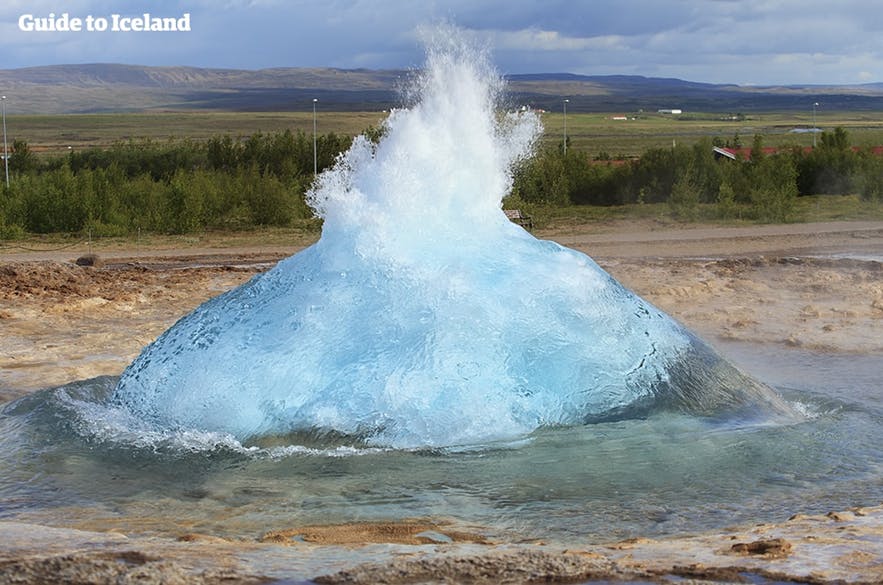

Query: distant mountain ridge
1;63;403;89
1;63;882;114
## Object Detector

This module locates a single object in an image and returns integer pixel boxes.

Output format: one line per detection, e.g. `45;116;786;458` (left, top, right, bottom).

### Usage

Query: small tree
164;169;205;234
855;150;883;201
749;134;765;163
716;178;738;219
669;164;701;220
9;139;38;174
748;155;798;222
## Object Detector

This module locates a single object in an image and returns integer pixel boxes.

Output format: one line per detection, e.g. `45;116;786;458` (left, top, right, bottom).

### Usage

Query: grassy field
541;111;883;158
9;111;388;154
6;109;883;157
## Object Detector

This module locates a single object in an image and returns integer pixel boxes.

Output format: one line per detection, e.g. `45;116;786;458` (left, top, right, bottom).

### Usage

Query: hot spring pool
1;341;880;547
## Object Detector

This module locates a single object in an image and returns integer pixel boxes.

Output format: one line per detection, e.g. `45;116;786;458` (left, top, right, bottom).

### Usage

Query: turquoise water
1;341;880;544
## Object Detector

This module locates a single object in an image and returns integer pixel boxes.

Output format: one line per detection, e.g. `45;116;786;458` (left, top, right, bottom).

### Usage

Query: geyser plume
309;33;539;264
112;32;795;448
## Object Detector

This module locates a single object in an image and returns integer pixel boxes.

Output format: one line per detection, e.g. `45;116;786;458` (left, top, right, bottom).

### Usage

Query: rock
314;550;628;585
729;538;792;558
607;537;654;550
260;521;491;546
0;551;262;585
75;254;104;267
826;510;857;522
176;533;233;544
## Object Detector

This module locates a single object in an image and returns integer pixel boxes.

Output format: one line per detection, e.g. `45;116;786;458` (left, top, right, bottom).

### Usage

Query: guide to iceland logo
18;12;192;32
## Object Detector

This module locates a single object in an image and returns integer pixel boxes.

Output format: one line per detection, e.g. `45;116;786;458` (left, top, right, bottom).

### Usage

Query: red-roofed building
712;145;883;162
712;146;806;161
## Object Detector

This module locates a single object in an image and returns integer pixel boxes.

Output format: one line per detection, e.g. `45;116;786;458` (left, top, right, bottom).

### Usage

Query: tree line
510;127;883;222
0;129;352;238
1;125;880;238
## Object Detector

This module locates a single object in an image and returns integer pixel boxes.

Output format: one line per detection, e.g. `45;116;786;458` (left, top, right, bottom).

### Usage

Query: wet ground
1;220;881;583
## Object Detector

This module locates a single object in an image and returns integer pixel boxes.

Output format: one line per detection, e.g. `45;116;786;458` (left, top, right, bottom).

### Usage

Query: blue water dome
112;31;797;449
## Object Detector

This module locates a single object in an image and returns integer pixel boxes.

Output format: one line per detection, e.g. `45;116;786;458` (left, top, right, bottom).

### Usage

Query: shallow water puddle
1;342;880;550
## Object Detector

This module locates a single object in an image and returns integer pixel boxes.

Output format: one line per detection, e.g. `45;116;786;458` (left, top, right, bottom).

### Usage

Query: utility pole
313;98;318;176
1;95;8;189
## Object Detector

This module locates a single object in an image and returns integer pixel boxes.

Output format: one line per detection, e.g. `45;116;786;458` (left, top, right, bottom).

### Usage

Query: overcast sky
2;0;883;86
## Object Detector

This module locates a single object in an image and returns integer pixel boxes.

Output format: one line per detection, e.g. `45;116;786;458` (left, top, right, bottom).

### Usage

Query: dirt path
544;218;883;259
3;218;882;263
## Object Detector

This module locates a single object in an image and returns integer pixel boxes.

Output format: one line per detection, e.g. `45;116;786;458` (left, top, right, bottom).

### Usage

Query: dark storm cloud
1;0;881;84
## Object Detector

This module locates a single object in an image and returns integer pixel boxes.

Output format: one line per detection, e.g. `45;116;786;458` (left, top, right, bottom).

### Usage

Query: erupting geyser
112;32;795;448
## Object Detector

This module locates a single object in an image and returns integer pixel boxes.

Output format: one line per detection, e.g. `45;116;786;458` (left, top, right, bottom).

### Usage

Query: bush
716;179;739;219
855;150;883;202
1;129;345;235
669;166;701;220
511;150;570;205
747;154;798;222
